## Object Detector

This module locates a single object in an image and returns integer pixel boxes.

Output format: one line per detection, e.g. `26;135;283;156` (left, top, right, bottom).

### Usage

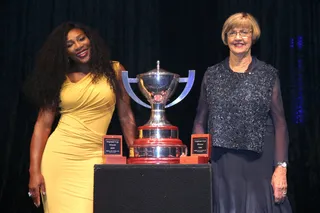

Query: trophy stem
145;103;171;126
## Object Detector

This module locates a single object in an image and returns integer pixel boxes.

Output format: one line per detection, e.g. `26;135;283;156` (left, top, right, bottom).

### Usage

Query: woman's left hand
271;166;287;204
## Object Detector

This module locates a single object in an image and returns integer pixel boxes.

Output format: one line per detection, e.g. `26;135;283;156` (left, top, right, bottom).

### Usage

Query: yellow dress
41;62;121;213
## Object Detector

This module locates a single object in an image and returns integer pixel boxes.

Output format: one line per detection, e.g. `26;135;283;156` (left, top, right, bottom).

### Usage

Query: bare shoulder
111;61;125;71
111;61;126;79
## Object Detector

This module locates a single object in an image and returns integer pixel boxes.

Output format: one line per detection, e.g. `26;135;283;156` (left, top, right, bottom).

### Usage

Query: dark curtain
0;1;160;212
1;0;319;213
159;1;320;213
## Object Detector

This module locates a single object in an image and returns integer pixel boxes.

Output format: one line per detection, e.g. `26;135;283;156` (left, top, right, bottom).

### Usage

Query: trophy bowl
137;69;179;126
137;70;179;106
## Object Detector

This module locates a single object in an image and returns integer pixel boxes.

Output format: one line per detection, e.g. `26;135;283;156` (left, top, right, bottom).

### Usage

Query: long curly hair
24;22;117;110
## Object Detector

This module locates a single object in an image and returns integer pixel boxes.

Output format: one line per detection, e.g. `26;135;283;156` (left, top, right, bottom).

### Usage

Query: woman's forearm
29;109;55;173
118;107;137;146
29;124;51;173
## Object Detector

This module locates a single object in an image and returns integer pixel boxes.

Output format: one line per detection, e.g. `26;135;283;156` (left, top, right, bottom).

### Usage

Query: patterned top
193;57;289;162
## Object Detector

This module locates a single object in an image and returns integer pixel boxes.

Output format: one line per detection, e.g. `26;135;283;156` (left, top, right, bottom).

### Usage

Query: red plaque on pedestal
180;134;211;164
102;135;127;164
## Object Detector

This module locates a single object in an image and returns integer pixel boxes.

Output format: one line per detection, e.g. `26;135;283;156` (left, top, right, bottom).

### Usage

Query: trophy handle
165;70;195;108
122;71;151;109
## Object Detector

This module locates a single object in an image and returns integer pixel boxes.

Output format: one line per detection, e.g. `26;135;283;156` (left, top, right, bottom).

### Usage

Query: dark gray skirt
210;122;292;213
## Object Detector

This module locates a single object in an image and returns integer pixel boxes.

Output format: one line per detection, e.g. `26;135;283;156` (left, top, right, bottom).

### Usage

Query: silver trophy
122;61;195;164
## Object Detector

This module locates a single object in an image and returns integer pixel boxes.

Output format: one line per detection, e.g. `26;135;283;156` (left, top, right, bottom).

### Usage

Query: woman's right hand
28;171;46;207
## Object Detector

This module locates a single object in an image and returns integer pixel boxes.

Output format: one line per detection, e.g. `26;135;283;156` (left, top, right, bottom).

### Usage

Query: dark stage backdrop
1;0;319;212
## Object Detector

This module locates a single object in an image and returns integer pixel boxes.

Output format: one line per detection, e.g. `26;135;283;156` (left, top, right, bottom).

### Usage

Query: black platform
94;164;213;213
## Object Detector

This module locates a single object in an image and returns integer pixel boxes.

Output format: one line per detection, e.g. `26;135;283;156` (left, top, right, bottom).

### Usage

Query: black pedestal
93;164;213;213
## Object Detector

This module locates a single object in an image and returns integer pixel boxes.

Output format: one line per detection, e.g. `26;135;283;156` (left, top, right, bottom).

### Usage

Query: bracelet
276;162;287;168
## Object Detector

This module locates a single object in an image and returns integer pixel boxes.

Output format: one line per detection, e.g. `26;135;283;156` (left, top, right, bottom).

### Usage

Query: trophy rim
136;69;180;79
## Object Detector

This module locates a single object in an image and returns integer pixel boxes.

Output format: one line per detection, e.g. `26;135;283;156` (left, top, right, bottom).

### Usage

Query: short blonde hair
221;12;261;45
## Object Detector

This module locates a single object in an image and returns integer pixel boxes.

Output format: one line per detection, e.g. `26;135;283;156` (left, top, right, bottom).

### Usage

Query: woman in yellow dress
25;22;137;213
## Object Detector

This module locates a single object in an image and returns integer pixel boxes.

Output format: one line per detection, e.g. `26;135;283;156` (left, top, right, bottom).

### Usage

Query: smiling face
221;13;261;56
227;27;252;56
66;28;91;64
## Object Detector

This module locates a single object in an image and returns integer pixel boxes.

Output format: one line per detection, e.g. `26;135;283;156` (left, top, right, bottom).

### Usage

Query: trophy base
128;139;187;164
127;157;181;164
128;125;188;164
